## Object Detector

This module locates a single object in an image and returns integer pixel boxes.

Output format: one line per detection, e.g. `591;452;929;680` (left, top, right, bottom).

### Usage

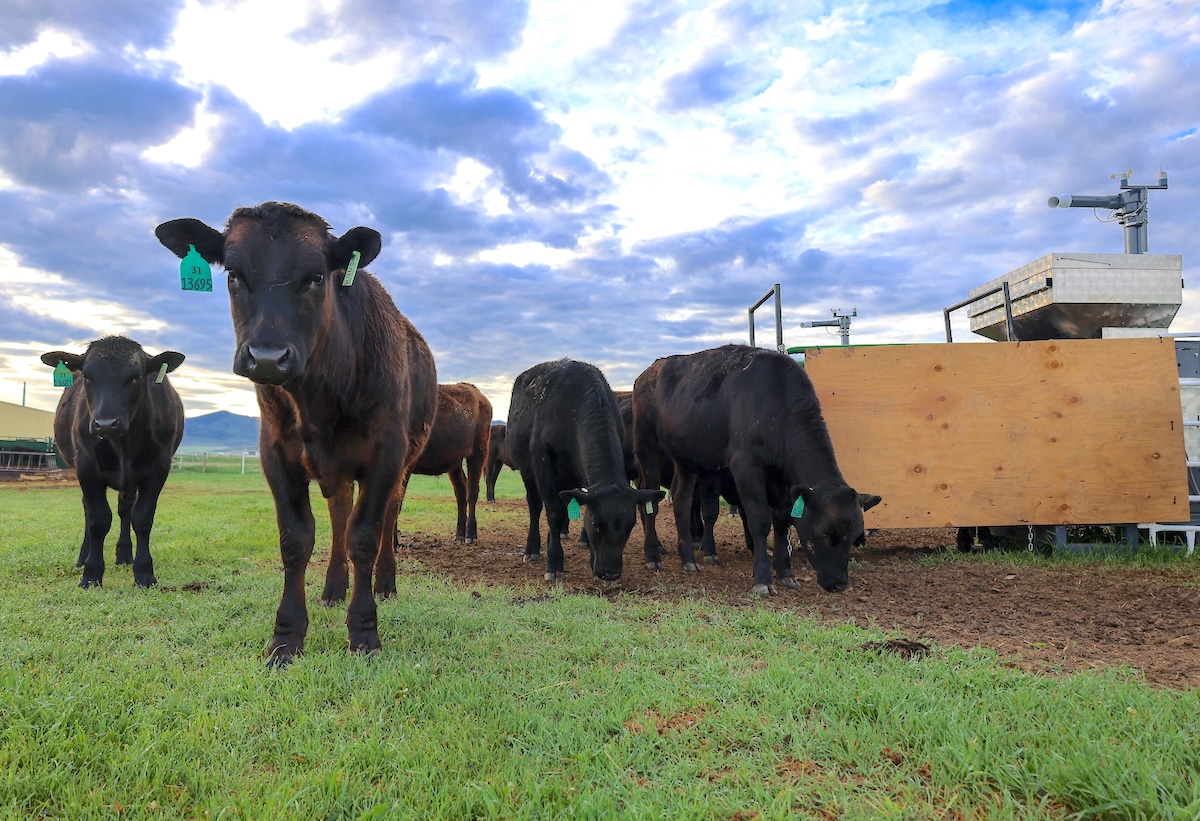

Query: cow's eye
310;272;325;287
227;270;241;285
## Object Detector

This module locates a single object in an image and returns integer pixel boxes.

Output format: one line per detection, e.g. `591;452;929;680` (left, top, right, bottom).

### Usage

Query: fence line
172;451;262;475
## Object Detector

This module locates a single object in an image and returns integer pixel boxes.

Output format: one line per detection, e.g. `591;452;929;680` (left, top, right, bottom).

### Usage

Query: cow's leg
320;482;354;604
485;460;500;504
636;463;666;570
346;460;402;655
264;458;315;667
697;477;721;564
464;450;485;543
771;509;800;590
729;463;774;594
114;488;135;566
77;473;111;588
448;464;469;542
520;470;543;562
129;472;169;588
374;483;401;599
670;469;701;573
544;499;568;583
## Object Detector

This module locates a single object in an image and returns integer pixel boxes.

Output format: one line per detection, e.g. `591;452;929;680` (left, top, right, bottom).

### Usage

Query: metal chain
1026;525;1036;553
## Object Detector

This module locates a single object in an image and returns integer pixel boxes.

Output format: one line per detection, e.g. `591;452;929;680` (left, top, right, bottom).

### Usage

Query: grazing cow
40;336;185;588
506;359;664;582
484;422;515;503
633;344;873;595
400;382;492;542
156;202;437;665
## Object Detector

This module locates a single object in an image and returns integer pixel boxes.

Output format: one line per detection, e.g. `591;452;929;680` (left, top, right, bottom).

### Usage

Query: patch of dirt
397;499;1200;690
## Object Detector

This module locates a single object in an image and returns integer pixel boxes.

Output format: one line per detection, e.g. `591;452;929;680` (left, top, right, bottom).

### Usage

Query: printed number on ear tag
790;497;805;518
567;498;581;521
180;244;213;292
53;361;73;388
341;250;361;286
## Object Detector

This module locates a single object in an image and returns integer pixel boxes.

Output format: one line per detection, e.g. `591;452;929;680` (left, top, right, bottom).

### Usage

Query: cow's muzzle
90;417;124;438
234;344;301;385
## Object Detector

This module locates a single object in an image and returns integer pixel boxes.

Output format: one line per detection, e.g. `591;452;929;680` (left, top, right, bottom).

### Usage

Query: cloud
1;0;184;52
294;0;530;64
0;57;199;191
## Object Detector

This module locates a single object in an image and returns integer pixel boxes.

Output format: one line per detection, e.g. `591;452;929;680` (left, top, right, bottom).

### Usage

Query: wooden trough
802;337;1188;530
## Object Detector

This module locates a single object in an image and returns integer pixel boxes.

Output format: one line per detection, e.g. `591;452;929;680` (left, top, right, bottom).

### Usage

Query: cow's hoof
751;583;778;596
265;646;301;669
683;562;700;573
135;576;157;589
545;571;565;583
703;555;720;565
523;553;541;564
464;537;476;545
645;559;662;571
319;596;345;608
116;555;132;566
79;577;102;589
374;588;396;600
779;577;801;590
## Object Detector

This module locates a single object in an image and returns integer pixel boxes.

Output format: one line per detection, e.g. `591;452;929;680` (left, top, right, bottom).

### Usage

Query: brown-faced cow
506;359;663;582
156;202;437;666
40;336;185;588
484;422;514;503
403;382;492;542
633;344;873;595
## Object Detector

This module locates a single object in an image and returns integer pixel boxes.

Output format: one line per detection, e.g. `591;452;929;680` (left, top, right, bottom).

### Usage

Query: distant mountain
180;411;260;454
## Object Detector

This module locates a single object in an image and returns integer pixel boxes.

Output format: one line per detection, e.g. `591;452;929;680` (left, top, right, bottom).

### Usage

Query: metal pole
748;284;783;350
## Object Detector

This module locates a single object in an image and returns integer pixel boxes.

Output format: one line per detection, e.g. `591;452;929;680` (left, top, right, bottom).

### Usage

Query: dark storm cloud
294;0;529;63
0;58;200;191
1;0;185;51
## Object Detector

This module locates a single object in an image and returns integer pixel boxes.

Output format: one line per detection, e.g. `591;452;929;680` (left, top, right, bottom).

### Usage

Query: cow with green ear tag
39;336;185;589
155;202;437;668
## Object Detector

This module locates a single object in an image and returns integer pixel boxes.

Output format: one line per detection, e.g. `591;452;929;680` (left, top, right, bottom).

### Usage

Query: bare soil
400;499;1200;690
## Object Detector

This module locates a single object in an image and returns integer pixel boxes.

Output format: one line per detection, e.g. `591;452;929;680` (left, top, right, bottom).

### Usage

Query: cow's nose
91;417;121;437
236;345;296;383
595;568;623;582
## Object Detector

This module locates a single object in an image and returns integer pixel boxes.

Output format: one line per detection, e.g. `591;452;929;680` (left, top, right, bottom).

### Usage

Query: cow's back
650;345;829;476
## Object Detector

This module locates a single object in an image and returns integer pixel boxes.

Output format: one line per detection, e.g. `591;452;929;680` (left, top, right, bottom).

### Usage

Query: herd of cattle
40;201;878;665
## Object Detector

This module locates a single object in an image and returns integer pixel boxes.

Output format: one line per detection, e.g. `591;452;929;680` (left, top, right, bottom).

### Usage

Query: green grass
1;472;1198;819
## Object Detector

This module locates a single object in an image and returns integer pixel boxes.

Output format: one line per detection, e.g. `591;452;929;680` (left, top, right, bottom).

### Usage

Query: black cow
506;359;663;582
156;202;437;665
633;344;873;595
484;422;515;503
40;336;185;588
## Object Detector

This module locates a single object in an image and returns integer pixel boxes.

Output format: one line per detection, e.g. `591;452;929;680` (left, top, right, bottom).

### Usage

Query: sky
1;0;1197;422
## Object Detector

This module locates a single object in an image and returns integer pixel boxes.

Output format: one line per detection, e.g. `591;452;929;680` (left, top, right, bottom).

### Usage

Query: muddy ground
399;499;1200;690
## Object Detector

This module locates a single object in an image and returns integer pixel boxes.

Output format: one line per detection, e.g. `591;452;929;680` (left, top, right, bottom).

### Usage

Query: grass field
1;472;1198;819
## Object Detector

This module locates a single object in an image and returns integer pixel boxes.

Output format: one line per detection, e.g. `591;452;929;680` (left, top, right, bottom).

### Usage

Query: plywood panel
802;338;1188;529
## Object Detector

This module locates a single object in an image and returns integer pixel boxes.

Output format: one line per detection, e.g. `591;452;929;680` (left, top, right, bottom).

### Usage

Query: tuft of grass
1;473;1198;819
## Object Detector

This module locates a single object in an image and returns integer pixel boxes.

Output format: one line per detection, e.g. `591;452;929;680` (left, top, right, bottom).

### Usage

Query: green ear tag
155;362;168;384
790;497;805;518
180;244;213;292
341;250;361;287
644;501;654;515
567;498;581;521
53;361;73;388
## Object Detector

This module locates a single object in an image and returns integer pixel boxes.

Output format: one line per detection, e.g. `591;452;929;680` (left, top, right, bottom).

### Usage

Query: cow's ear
147;351;186;376
155;218;225;264
559;488;591;506
332;227;382;270
635;489;666;505
41;351;82;371
790;485;814;505
858;493;882;512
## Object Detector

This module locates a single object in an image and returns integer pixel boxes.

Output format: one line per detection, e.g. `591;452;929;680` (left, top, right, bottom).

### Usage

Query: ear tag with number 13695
180;244;213;292
53;361;73;388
